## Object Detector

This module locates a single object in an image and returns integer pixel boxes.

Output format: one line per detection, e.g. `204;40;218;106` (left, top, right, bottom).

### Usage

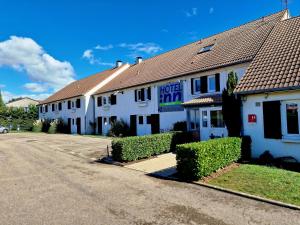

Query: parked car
0;126;9;134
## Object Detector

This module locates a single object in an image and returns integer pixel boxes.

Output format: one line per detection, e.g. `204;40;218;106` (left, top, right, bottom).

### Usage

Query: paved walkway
125;153;177;177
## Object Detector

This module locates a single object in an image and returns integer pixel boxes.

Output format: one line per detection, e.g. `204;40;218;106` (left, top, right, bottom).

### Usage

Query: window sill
282;136;300;143
137;101;148;107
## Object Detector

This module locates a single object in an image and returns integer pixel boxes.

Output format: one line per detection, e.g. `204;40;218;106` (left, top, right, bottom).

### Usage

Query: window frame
208;75;216;93
188;109;200;131
210;110;225;128
138;116;144;125
192;78;201;95
281;100;300;139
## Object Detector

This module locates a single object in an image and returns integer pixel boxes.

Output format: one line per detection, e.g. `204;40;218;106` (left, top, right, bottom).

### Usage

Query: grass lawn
208;164;300;206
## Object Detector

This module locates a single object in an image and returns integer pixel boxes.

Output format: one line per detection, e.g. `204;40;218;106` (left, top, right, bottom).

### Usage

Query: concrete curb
100;158;300;211
191;181;300;211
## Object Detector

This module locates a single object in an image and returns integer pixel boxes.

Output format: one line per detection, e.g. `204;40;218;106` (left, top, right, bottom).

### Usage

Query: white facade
94;63;249;137
38;64;130;134
242;90;300;161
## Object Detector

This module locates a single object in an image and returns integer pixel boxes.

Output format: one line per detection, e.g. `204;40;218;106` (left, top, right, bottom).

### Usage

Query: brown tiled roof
235;16;300;94
41;66;123;104
96;10;286;94
182;94;222;107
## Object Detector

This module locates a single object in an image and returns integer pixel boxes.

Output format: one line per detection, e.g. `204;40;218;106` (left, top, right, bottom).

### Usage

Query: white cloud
161;29;169;33
95;44;113;50
209;7;214;14
0;36;75;92
119;42;162;55
185;8;197;17
0;84;6;89
24;83;48;93
82;49;114;66
1;90;50;103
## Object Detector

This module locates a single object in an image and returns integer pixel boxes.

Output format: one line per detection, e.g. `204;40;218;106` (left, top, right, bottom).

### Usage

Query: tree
222;71;242;137
0;90;5;110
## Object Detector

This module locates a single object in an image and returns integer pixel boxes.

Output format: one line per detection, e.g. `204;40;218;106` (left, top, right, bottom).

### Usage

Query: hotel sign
158;81;184;112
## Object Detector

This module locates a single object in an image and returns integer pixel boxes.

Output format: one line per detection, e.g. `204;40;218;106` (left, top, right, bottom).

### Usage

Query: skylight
199;44;214;53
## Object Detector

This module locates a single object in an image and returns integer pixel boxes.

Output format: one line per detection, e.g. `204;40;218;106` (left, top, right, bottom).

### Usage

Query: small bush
109;119;130;137
176;137;241;180
241;136;252;161
57;119;70;134
42;119;51;133
32;120;43;132
112;132;195;162
48;120;58;134
258;150;274;166
173;121;187;132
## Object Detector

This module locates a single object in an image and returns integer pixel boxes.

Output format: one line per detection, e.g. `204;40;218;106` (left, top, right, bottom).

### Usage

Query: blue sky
0;0;299;102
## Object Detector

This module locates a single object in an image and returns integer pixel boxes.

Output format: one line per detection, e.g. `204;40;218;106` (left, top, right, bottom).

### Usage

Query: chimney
136;56;143;64
116;60;123;68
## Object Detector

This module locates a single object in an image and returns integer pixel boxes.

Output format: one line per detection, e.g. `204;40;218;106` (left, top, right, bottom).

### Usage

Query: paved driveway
0;133;299;225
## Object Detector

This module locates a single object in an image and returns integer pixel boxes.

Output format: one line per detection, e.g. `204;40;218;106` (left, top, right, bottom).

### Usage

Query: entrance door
97;117;102;135
200;107;227;140
151;114;160;134
76;117;81;135
130;115;137;136
67;118;72;134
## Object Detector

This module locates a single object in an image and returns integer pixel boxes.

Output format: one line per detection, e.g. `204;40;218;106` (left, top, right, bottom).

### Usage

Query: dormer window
199;44;214;54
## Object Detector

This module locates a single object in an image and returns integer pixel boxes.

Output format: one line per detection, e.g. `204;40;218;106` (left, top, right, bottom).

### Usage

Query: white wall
242;90;300;161
95;63;249;136
39;96;88;134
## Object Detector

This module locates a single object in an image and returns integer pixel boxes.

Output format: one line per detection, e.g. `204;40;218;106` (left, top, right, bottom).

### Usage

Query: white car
0;126;9;134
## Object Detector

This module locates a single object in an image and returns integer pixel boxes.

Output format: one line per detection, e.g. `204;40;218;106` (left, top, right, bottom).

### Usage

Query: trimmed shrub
48;120;58;134
32;120;43;132
108;119;130;137
112;132;196;162
176;137;241;180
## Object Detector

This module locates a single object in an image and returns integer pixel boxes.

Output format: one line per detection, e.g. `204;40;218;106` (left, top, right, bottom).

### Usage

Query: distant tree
0;90;6;110
222;71;242;137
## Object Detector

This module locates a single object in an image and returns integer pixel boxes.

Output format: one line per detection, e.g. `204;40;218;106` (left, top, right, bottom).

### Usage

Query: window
189;109;200;130
210;110;225;128
40;106;43;113
103;97;107;105
198;44;214;54
135;88;149;102
110;94;117;105
138;116;144;124
52;104;55;112
103;117;107;125
285;103;299;135
72;119;75;125
76;99;81;108
192;78;201;94
146;116;151;124
72;101;75;108
202;111;208;127
97;97;102;107
58;102;62;111
45;105;48;113
208;75;216;93
68;100;71;109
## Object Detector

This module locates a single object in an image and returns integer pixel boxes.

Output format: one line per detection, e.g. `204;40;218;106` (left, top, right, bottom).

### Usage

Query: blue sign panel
158;81;184;112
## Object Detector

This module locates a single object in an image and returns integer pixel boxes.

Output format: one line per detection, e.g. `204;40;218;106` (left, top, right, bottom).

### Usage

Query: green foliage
0;105;38;131
108;119;130;137
48;120;58;134
176;137;241;180
222;71;242;137
0;91;5;110
41;119;51;133
32;120;43;132
208;164;300;206
172;121;187;132
112;132;197;162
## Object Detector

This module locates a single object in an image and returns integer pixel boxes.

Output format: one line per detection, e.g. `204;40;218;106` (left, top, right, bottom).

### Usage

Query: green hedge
112;132;197;162
176;137;241;180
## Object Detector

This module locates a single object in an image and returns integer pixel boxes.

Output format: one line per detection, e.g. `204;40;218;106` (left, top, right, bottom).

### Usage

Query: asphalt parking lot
0;133;299;225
